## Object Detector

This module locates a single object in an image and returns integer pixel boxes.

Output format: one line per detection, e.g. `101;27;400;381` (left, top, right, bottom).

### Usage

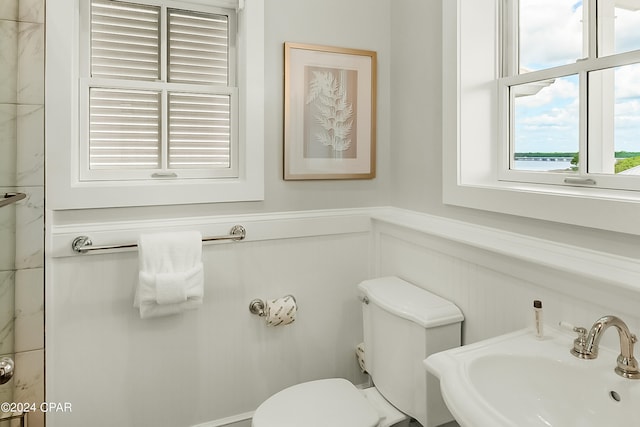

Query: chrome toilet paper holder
249;295;297;317
249;299;267;317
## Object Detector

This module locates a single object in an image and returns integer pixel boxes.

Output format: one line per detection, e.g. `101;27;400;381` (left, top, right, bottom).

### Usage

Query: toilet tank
358;277;463;427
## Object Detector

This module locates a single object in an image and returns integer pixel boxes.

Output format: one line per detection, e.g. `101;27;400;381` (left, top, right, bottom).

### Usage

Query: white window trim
443;0;640;236
497;1;640;191
79;1;239;181
46;0;264;209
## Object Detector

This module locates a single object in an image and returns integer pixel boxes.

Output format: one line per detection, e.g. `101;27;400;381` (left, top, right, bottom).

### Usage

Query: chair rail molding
49;206;640;295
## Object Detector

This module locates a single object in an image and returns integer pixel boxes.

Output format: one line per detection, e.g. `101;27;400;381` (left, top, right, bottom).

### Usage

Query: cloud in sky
613;8;640;53
514;76;579;152
520;0;584;70
614;63;640;99
515;76;578;108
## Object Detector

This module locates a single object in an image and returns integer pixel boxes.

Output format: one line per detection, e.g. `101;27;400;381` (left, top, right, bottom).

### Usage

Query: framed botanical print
284;42;377;180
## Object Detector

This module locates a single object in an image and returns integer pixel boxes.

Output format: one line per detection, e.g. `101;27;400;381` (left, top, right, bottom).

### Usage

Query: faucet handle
559;321;586;335
559;321;593;359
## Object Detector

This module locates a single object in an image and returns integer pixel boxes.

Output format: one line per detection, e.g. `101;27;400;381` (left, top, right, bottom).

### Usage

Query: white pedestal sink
424;327;639;427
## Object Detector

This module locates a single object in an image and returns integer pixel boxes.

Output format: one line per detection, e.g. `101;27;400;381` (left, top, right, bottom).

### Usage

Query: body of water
513;159;573;172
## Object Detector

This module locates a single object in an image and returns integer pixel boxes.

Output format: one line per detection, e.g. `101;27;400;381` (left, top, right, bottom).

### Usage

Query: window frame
46;0;264;209
497;0;640;192
442;0;640;236
78;0;239;181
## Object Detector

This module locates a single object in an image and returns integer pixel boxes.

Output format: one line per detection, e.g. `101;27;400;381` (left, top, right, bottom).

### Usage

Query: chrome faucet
569;315;640;379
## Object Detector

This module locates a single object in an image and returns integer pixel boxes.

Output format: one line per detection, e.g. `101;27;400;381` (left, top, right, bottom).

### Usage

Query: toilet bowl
360;385;412;427
251;277;464;427
252;378;409;427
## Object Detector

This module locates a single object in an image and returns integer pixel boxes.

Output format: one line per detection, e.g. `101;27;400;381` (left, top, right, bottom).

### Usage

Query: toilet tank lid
358;277;464;328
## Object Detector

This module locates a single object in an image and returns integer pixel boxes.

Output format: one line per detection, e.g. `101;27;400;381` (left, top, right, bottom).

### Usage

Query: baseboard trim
190;411;254;427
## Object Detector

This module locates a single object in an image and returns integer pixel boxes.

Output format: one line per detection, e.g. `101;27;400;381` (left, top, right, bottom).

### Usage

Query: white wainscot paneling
371;211;640;348
47;211;371;427
47;207;640;426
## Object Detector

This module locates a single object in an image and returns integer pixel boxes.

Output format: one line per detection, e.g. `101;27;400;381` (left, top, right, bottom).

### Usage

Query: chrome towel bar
71;225;246;254
0;192;26;209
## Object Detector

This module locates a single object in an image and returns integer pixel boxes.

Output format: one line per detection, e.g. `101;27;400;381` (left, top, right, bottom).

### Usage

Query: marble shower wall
0;1;45;426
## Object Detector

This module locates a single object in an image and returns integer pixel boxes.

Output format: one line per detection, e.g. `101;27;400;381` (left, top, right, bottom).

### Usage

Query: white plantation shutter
84;0;236;178
89;88;161;169
168;92;231;168
91;0;160;80
168;10;229;85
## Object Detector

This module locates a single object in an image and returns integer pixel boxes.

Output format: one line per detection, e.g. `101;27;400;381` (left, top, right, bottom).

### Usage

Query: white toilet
252;276;464;427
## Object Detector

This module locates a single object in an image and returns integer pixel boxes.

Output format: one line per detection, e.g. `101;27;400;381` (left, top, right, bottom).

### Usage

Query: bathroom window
80;0;238;181
499;0;640;191
442;0;640;234
46;0;264;209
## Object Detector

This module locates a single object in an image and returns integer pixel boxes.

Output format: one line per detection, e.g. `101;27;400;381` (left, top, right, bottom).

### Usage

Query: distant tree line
514;151;640;158
515;152;640;173
514;152;578;158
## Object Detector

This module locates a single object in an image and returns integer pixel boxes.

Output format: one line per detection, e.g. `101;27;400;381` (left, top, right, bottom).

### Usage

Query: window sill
443;178;640;236
50;177;264;210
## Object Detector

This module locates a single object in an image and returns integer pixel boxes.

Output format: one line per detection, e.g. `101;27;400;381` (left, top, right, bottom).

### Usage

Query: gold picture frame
284;42;377;180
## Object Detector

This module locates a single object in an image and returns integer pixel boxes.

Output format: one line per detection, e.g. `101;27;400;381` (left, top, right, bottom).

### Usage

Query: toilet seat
252;378;380;427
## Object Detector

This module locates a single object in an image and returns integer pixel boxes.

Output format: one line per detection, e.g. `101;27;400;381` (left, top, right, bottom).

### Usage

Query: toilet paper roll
265;295;297;326
356;342;367;373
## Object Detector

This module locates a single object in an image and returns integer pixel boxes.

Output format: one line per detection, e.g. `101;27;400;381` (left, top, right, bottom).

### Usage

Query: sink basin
425;328;640;427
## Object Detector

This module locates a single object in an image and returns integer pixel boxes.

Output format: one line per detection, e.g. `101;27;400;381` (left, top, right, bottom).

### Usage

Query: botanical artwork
303;66;358;159
284;42;376;179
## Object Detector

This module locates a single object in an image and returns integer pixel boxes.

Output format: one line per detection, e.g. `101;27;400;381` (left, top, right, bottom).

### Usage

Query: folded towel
134;231;204;319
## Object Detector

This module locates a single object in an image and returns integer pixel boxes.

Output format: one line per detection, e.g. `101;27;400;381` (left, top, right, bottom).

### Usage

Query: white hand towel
134;231;204;319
